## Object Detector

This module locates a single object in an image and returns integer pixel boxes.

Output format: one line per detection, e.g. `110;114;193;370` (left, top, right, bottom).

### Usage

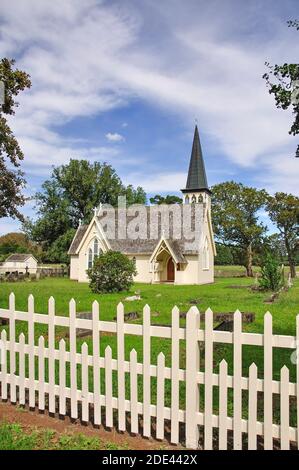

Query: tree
0;58;31;220
212;181;268;276
263;20;299;158
0;232;40;261
88;251;136;293
149;194;183;205
214;242;234;265
24;159;147;252
259;252;283;291
266;192;299;278
46;229;76;264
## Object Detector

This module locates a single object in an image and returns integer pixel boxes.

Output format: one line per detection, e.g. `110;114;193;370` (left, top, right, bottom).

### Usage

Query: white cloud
105;132;125;142
0;0;297;193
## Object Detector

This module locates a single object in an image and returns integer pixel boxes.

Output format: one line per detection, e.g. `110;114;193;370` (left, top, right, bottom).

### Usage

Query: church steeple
182;125;210;194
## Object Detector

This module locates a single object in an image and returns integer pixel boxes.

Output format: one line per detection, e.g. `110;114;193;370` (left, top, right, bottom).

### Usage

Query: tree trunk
285;236;296;279
246;243;254;277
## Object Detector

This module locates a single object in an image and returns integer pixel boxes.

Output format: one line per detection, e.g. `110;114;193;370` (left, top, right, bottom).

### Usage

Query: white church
68;126;216;285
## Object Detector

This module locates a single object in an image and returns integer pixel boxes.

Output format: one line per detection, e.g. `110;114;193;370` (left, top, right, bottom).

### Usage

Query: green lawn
0;276;298;426
0;422;126;450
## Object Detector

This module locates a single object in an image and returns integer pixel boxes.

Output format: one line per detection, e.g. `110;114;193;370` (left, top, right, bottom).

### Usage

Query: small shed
1;254;38;274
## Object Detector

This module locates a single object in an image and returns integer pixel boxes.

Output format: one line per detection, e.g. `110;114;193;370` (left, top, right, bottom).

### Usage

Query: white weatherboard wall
0;294;298;450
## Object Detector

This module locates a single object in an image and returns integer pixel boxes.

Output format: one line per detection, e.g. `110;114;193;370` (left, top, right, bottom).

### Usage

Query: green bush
88;251;137;293
259;253;283;291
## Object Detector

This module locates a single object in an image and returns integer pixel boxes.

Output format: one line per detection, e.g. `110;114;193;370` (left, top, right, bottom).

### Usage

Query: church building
68;126;216;284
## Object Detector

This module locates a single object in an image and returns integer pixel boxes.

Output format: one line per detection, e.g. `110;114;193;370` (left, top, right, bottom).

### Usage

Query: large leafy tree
24;159;146;253
263;20;299;157
266;192;299;278
0;58;31;219
212;181;268;276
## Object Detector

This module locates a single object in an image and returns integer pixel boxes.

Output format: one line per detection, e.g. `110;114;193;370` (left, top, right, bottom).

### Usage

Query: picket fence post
185;306;200;449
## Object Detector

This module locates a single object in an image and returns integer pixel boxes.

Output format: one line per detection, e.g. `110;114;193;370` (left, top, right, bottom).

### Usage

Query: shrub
88;251;137;293
259;253;283;291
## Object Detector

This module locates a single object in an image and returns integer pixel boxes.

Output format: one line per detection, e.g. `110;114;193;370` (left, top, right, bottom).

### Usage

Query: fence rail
0;293;298;450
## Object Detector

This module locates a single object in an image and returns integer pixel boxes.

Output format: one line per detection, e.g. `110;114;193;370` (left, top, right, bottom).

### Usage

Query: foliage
0;58;31;220
263;20;299;158
149;194;183;204
0;232;40;261
88;251;137;293
214;243;234;265
266;192;299;278
211;181;268;276
259;253;283;291
24;159;146;253
45;228;76;264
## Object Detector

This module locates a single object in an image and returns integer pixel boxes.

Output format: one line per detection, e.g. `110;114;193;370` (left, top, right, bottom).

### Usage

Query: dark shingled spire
181;125;210;194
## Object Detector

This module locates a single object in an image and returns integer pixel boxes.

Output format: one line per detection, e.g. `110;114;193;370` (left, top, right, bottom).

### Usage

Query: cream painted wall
70;255;79;280
130;255;152;283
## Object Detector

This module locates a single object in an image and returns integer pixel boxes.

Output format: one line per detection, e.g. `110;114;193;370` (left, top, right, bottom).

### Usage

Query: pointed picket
59;339;66;416
81;342;89;423
117;303;125;431
1;330;7;400
92;301;101;425
171;306;180;444
69;299;78;419
204;307;214;450
280;365;290;450
219;359;228;450
9;293;16;403
105;345;113;428
186;306;200;450
48;297;56;414
130;349;138;434
233;310;242;450
18;333;25;405
38;336;45;411
156;352;165;440
143;304;151;438
264;312;273;449
248;363;258;450
28;295;35;408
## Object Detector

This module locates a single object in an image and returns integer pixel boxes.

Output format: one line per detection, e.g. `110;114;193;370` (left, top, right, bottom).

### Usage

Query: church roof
181;125;210;194
68;206;204;256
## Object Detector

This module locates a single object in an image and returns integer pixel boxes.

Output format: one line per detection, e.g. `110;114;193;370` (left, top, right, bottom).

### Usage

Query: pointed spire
182;125;210;193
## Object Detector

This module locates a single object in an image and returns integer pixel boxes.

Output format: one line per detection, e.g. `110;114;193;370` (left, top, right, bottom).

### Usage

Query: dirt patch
0;401;181;451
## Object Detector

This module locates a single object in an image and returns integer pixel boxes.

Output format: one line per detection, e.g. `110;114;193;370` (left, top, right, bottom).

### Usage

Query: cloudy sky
0;0;298;235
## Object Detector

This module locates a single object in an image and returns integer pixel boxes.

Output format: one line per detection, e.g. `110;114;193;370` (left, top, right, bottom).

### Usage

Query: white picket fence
0;293;298;450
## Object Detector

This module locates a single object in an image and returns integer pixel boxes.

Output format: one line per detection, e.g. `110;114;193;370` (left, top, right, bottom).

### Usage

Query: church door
167;258;175;282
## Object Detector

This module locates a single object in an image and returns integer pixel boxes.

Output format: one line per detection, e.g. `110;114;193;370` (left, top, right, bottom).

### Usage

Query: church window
87;238;102;269
198;194;203;203
191;195;196;204
203;237;209;270
88;248;93;269
185;195;190;204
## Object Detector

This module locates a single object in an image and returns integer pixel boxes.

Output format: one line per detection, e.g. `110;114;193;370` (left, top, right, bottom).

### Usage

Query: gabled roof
150;237;187;264
68;225;89;255
68;206;204;256
5;253;37;262
181;125;210;194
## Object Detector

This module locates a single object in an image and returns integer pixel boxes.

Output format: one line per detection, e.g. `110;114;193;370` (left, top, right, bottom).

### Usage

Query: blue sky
0;0;298;235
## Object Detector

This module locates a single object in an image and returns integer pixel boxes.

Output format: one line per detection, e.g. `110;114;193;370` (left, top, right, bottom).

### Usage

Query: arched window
203;238;209;270
88;248;93;269
198;194;203;203
191;194;196;204
185;195;190;204
94;238;99;257
87;238;102;269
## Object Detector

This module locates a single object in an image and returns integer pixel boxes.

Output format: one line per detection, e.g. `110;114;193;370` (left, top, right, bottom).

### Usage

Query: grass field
0;276;298;427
